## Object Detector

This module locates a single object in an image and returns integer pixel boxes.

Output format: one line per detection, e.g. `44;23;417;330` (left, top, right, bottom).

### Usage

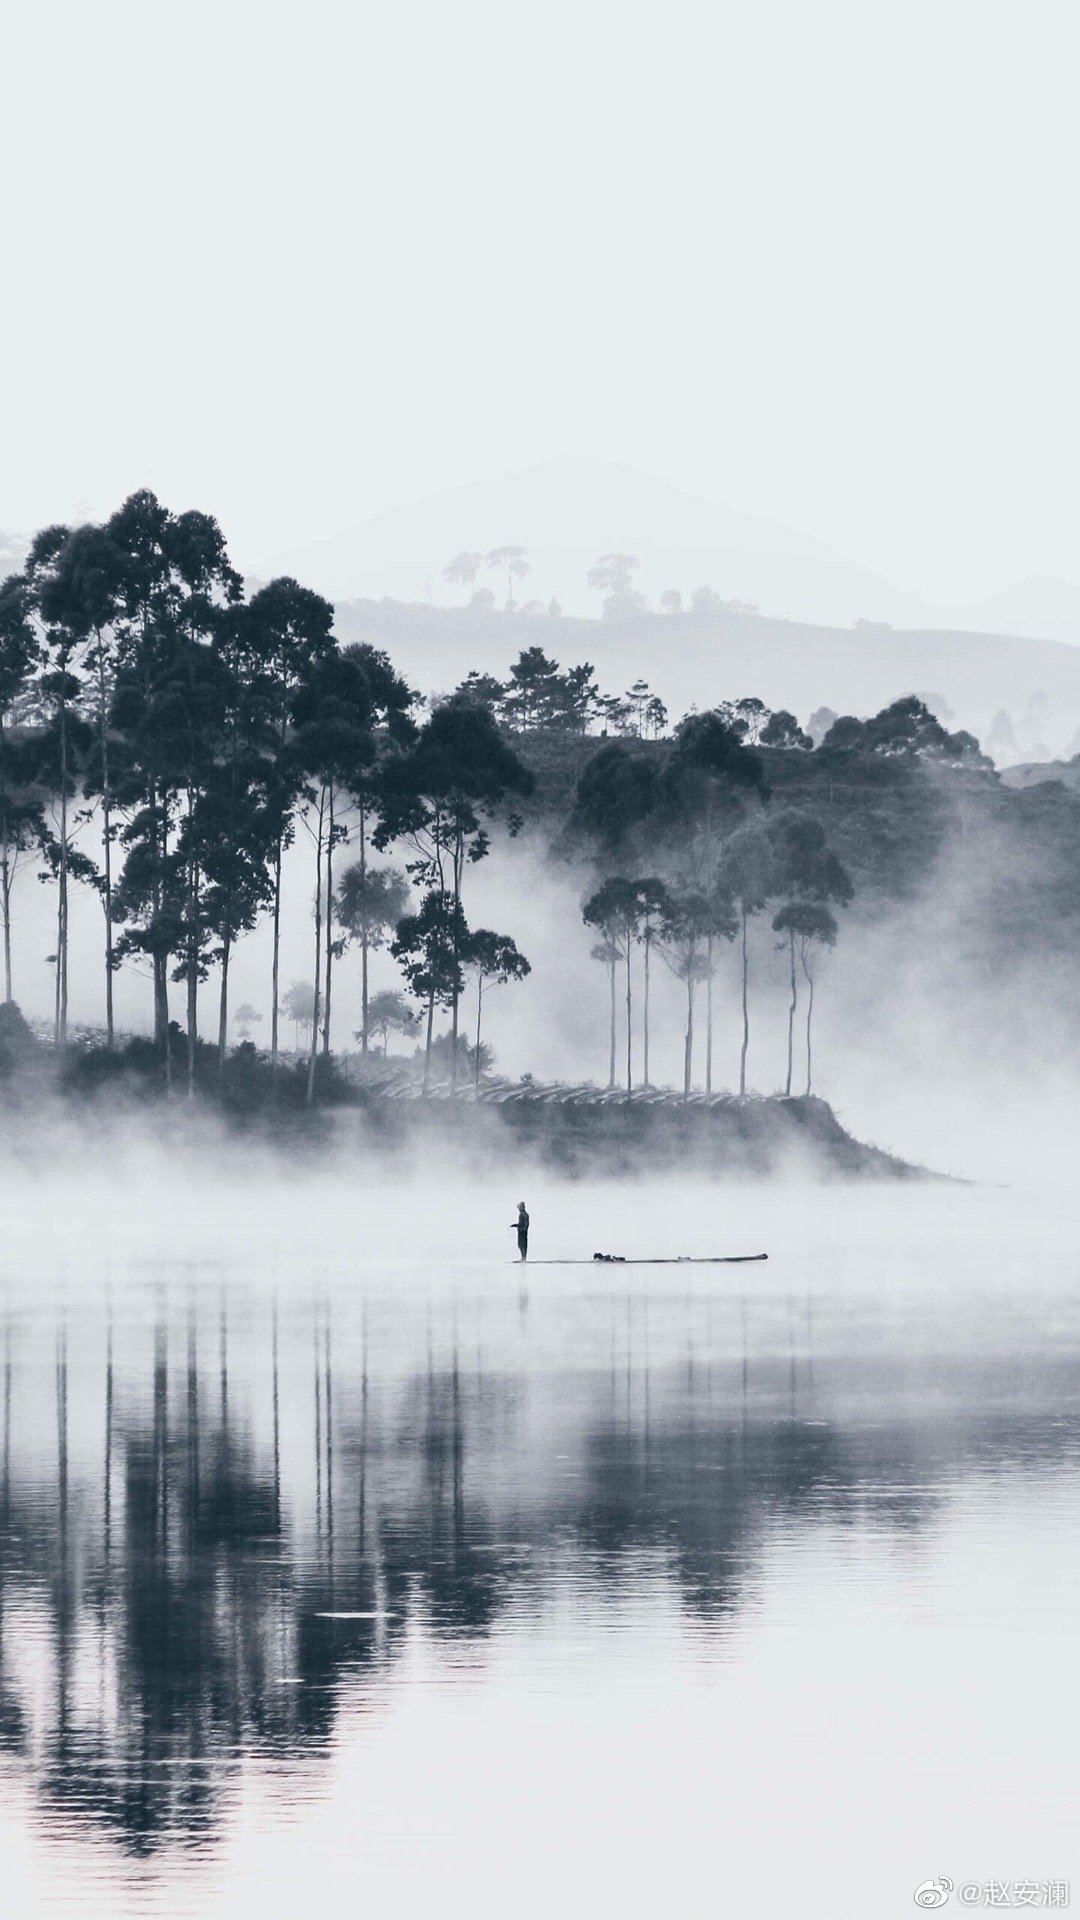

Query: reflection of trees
0;1302;1075;1859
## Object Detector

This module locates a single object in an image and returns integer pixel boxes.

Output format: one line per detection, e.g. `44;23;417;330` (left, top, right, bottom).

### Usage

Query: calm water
0;1175;1078;1919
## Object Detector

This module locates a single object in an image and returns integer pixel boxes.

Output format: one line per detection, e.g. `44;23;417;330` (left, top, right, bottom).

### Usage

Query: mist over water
1;1175;1077;1917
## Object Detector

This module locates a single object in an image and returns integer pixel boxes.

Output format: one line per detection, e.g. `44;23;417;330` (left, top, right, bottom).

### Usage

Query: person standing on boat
512;1201;530;1261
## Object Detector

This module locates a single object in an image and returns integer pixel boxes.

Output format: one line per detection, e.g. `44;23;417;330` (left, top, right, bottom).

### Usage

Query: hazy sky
4;0;1077;601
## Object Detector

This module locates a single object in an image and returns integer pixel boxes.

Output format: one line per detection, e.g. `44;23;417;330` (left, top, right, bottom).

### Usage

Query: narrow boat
523;1253;768;1266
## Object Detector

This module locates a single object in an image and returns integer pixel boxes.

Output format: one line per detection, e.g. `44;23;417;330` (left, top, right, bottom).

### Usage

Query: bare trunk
359;805;369;1056
625;935;632;1096
217;929;232;1077
186;838;198;1100
607;959;616;1089
705;934;714;1093
683;974;694;1099
642;922;650;1088
1;841;11;1004
475;973;483;1089
802;944;815;1095
97;648;114;1048
739;907;749;1097
322;786;334;1057
422;988;435;1093
270;838;282;1067
56;693;68;1048
785;928;796;1098
306;793;325;1107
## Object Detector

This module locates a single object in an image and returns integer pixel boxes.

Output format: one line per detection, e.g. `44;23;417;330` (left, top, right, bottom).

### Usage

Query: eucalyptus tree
772;901;839;1095
582;879;641;1096
203;600;281;1075
658;887;736;1098
0;575;42;1003
246;578;335;1065
717;822;775;1097
36;523;126;1043
363;988;418;1056
376;695;532;1078
486;545;531;611
336;640;415;1054
23;525;96;1046
289;650;381;1099
589;939;621;1089
168;510;243;1093
464;928;530;1088
443;552;485;596
391;888;468;1092
769;812;853;1095
335;862;409;1055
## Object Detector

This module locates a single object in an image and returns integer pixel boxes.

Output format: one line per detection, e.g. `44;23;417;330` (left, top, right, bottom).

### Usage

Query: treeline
0;489;998;1104
0;493;536;1099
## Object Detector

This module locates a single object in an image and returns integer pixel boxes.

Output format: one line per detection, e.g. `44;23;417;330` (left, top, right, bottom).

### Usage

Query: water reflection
0;1266;1078;1873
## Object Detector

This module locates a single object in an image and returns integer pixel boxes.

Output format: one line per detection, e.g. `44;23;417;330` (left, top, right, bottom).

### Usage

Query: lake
0;1173;1077;1918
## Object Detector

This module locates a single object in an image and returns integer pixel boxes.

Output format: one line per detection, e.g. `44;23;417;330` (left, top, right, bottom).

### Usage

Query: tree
486;546;531;611
363;988;418;1056
769;812;852;1095
658;887;735;1098
772;901;839;1095
589;940;621;1089
376;696;532;1078
761;709;812;750
391;887;468;1092
443;552;485;596
234;1003;261;1041
0;576;42;1004
717;823;775;1097
464;927;530;1087
502;647;561;731
586;554;647;618
644;695;668;740
38;523;126;1044
569;745;660;855
279;979;315;1052
634;877;669;1090
659;590;682;615
290;650;383;1101
454;670;505;716
247;577;335;1067
583;878;646;1095
586;553;639;598
335;862;409;1055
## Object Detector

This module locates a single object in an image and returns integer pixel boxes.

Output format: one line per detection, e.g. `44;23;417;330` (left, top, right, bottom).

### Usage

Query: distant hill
259;453;1080;645
333;597;1080;762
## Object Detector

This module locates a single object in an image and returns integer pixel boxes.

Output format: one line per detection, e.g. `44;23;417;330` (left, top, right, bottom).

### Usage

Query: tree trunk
97;647;114;1049
270;838;282;1067
322;786;334;1057
1;838;11;1004
359;805;369;1057
186;843;199;1100
56;692;68;1048
802;944;815;1095
607;959;616;1089
785;928;797;1098
306;793;325;1107
422;988;435;1094
642;921;650;1088
217;928;232;1078
625;934;632;1096
683;974;694;1099
475;973;483;1090
739;907;750;1097
705;934;714;1094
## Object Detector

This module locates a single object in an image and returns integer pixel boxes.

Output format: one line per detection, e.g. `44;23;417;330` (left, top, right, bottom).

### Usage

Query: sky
3;0;1078;603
